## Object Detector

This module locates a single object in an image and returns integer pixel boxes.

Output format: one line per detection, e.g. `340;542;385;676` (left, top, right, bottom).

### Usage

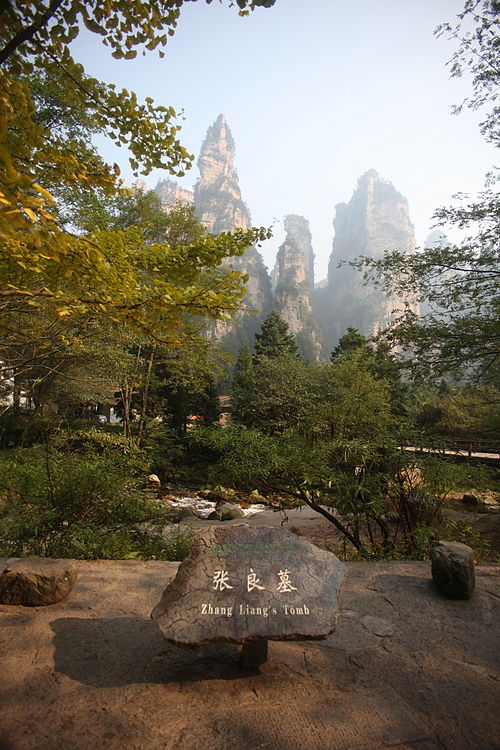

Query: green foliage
395;519;495;563
141;425;186;482
254;310;300;359
415;384;500;445
314;351;394;441
350;1;499;383
435;0;500;145
331;329;410;418
189;423;399;556
155;334;228;435
52;427;149;474
232;342;257;425
0;442;192;560
331;326;369;359
241;355;315;434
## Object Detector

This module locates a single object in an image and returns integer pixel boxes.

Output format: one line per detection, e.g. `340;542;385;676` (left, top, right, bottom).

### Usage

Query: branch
295;485;361;550
0;0;65;65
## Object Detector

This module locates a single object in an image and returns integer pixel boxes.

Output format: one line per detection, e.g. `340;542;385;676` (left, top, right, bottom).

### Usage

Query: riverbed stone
476;496;500;514
0;558;77;606
431;541;475;600
151;524;347;647
217;502;245;521
462;493;479;506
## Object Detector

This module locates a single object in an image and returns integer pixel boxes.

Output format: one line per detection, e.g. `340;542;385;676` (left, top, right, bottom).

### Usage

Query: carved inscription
151;524;346;647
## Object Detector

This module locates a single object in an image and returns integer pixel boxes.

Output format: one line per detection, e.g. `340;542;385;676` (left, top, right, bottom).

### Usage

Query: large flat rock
152;524;346;646
0;558;499;750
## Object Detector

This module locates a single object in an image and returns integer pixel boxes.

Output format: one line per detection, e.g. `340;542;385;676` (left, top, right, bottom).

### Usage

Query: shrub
0;446;188;560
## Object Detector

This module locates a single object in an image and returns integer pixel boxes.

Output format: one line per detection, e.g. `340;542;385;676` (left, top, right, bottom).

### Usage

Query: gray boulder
476;496;500;514
431;541;475;600
0;558;77;606
217;502;245;521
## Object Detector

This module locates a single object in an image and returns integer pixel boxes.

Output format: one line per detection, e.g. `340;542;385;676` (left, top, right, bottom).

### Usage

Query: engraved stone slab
151;524;347;646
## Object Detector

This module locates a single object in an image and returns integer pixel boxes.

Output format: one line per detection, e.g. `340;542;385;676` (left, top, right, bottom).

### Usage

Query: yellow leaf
23;207;38;222
33;183;55;203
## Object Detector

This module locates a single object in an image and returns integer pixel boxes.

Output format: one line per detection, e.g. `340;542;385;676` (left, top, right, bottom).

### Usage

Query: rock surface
0;558;77;606
1;558;499;750
153;120;425;355
155;177;194;210
273;214;322;359
431;541;475;599
151;524;346;646
193;114;273;347
314;169;419;353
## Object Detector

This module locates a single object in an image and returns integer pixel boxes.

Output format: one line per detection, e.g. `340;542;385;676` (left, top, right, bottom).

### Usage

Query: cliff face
273;215;322;359
193;114;274;348
314;170;418;354
153;122;420;360
155;178;193;209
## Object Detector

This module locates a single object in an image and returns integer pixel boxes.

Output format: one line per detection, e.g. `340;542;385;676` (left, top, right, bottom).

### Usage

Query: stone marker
0;558;77;606
151;524;347;668
431;541;475;600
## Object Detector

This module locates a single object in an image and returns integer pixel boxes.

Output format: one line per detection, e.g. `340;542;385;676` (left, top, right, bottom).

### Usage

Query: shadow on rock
50;616;252;686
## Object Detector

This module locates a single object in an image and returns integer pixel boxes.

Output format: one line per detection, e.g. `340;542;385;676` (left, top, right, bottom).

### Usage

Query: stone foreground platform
0;558;499;750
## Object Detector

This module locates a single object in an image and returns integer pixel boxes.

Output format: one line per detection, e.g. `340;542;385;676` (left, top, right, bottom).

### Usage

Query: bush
141;424;186;482
51;427;149;475
0;445;190;560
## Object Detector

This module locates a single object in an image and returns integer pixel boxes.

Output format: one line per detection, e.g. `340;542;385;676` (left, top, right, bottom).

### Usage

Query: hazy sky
73;0;496;281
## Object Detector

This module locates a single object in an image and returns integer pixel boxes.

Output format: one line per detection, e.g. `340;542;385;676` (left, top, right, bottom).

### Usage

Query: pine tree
231;343;256;425
254;310;300;359
330;327;370;360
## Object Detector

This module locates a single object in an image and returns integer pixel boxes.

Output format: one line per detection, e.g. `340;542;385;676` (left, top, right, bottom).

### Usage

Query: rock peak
314;171;418;352
359;168;379;182
197;115;236;186
274;214;322;360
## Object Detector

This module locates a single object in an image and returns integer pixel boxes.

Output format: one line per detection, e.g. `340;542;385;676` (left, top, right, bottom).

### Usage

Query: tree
190;348;398;556
331;328;410;418
0;1;275;348
254;310;300;359
351;0;499;382
330;327;369;360
435;0;500;146
231;342;256;424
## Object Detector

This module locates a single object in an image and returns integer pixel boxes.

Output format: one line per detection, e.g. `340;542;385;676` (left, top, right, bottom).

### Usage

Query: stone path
0;557;499;750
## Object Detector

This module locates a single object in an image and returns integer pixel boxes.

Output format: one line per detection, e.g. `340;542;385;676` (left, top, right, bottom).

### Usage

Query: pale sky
72;0;496;281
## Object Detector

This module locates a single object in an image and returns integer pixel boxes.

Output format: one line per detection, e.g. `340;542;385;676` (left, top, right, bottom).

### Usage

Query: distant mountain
273;214;322;359
155;120;419;359
314;169;419;355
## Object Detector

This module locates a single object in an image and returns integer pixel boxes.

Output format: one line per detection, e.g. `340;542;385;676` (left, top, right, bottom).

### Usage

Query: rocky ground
158;484;500;561
1;487;499;750
0;557;499;750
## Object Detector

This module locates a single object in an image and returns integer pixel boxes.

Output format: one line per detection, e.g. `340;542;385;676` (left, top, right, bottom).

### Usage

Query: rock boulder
431;541;475;600
0;558;77;606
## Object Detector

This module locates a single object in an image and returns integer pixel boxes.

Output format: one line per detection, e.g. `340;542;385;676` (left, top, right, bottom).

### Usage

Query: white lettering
282;604;310;616
240;602;270;617
200;603;233;617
